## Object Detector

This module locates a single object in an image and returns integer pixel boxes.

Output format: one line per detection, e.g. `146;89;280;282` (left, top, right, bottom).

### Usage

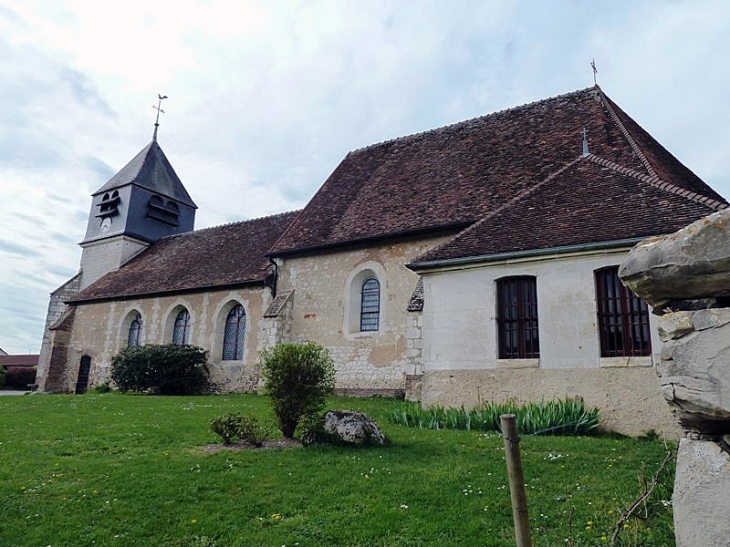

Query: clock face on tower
100;217;112;232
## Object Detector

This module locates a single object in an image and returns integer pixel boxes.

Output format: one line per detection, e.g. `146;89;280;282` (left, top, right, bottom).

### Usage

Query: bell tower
79;140;197;289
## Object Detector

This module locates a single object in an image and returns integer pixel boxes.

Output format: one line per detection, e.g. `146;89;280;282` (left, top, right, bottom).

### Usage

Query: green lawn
0;394;674;546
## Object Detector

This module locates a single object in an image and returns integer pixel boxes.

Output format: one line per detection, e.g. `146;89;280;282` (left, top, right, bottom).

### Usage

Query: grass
0;393;674;546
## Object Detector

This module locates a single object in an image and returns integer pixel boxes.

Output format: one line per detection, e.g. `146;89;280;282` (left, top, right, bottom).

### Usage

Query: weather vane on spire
591;59;598;86
152;94;168;141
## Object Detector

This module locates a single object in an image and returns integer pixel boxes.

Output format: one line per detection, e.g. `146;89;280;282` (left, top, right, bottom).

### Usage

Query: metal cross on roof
591;59;598;85
152;94;168;141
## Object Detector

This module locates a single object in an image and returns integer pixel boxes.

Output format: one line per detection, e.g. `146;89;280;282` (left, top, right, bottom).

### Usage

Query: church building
36;86;727;436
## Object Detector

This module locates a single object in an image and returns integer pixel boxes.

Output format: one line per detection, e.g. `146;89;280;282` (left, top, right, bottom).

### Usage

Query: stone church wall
420;247;678;437
37;274;81;391
61;286;272;393
275;235;452;393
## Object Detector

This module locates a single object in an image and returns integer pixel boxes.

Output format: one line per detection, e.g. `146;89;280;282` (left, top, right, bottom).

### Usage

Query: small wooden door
75;355;91;394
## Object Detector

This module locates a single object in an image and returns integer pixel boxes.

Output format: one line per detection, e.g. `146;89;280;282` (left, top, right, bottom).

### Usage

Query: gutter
67;278;270;306
407;237;646;272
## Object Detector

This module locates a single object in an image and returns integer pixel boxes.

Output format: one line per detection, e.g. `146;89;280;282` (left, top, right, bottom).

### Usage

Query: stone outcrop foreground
673;437;730;547
619;208;730;309
323;410;386;446
657;308;730;432
620;208;730;547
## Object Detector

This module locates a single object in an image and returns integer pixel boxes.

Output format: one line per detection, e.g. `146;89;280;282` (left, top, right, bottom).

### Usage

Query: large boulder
619;208;730;309
323;410;386;446
673;436;730;547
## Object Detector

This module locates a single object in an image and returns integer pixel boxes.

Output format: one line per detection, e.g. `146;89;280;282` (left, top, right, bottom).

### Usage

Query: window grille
496;277;539;359
223;305;246;360
127;313;143;347
172;309;190;345
360;277;380;331
595;267;651;357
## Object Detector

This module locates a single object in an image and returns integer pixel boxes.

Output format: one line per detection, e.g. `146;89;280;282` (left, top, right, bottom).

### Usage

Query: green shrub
3;367;36;390
90;382;112;394
111;345;209;395
210;413;244;445
0;366;5;388
259;342;335;439
297;412;327;446
237;415;271;447
389;398;600;436
210;413;272;446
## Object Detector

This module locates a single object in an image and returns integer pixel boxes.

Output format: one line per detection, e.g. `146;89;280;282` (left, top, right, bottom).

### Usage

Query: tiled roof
411;155;725;265
270;86;723;256
70;211;299;303
406;278;424;312
0;355;39;367
93;141;197;207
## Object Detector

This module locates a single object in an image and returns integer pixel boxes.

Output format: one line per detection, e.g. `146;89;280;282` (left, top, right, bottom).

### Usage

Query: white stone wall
423;248;661;371
420;247;677;437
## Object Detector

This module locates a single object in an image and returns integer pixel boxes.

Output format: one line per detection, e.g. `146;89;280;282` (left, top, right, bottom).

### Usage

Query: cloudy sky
1;0;729;354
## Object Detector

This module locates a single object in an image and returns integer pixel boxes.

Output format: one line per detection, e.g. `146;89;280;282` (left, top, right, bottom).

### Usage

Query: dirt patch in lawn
200;438;303;453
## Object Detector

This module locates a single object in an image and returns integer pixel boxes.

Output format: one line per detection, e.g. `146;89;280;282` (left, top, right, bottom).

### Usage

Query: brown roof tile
0;355;39;367
271;86;720;255
71;211;299;303
411;156;724;265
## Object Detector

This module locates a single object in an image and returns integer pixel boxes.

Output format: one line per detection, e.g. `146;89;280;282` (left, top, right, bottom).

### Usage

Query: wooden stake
501;414;532;547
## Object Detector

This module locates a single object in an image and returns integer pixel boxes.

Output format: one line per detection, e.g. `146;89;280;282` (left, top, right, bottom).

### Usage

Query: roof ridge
587;155;728;211
415;155;586;262
348;86;599;155
596;89;658;179
161;210;301;241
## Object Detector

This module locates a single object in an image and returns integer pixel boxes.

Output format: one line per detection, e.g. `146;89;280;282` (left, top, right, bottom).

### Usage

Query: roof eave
407;237;647;272
67;277;271;305
268;221;473;258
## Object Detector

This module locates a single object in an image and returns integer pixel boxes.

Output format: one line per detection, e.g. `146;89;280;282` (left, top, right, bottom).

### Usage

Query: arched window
222;305;246;360
496;276;539;359
360;277;380;331
595;266;651;357
172;309;191;345
127;313;143;347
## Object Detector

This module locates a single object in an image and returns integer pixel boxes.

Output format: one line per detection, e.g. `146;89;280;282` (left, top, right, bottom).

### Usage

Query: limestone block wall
37;274;81;390
275;235;450;392
61;286;272;393
420;247;677;437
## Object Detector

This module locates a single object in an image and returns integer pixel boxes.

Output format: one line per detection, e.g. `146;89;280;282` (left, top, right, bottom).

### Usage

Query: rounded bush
3;367;36;390
111;344;209;395
260;342;335;439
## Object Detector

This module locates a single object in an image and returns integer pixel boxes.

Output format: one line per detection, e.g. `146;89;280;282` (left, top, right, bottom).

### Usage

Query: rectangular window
496;276;539;359
595;267;652;357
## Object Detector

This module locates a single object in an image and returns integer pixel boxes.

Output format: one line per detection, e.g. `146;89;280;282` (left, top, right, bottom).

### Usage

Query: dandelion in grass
399;504;408;509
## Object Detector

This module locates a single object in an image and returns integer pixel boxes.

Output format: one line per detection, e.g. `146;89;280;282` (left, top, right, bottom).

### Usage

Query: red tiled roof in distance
70;211;299;303
270;86;722;256
411;156;723;266
0;355;39;367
